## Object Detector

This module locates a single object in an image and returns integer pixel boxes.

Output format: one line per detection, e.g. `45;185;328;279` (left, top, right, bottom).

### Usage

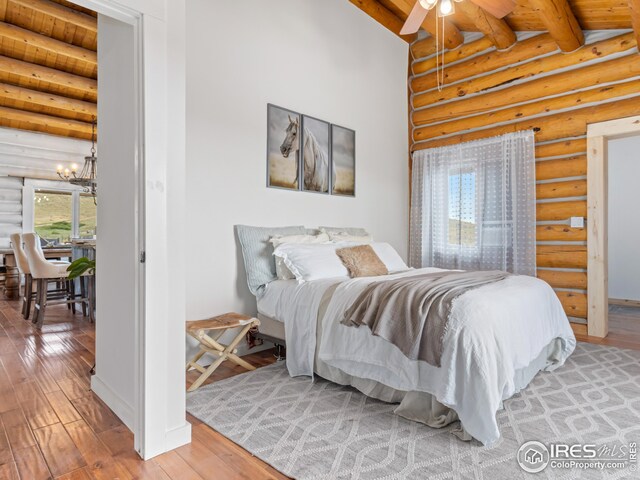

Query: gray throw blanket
341;270;511;367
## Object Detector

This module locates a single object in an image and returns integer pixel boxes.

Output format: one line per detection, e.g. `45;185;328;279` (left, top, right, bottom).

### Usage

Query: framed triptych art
266;104;355;197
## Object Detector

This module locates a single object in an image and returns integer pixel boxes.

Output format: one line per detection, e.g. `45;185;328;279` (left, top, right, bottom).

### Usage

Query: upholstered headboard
235;224;369;296
235;225;306;296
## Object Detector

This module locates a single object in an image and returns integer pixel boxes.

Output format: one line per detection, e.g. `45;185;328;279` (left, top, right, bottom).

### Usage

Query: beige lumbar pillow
336;245;388;278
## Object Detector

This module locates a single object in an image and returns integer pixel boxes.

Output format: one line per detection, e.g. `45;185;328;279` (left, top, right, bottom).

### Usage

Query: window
79;195;97;238
448;169;477;247
34;191;73;244
27;181;97;244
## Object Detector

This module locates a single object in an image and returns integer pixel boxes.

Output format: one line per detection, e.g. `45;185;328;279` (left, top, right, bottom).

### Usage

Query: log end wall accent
408;31;640;322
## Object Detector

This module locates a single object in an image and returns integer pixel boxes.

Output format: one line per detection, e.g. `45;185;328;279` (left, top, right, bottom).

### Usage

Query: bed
236;225;576;447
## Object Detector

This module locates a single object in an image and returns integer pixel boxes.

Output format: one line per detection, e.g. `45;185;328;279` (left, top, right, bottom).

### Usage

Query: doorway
586;115;640;339
71;0;189;460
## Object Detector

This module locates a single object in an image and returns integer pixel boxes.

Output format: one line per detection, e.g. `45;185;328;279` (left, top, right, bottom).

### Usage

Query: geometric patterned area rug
186;343;640;479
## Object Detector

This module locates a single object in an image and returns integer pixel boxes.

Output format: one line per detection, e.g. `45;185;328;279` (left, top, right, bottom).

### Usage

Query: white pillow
270;233;331;279
369;242;410;273
273;243;349;282
270;233;330;247
327;231;373;243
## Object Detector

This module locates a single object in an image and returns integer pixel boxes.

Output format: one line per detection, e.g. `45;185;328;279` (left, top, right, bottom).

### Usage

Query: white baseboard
159;422;192;459
91;374;135;431
92;376;193;460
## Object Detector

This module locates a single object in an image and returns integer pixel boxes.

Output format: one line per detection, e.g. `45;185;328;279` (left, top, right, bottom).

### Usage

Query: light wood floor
1;297;639;479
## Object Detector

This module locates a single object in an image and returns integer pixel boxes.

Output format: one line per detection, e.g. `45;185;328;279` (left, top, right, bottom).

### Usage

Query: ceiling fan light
439;0;454;16
419;0;437;9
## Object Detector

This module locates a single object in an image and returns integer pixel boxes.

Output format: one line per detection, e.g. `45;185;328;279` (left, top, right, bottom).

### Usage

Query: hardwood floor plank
13;381;60;430
57;376;91;401
191;424;287;480
154;451;205;480
34;423;86;476
20;353;63;394
0;461;20;480
0;353;33;385
0;365;19;413
0;415;13;464
70;394;122;434
13;444;53;480
55;467;94;480
175;440;246;480
45;391;83;425
63;419;133;480
96;425;134;456
1;408;36;450
116;451;172;480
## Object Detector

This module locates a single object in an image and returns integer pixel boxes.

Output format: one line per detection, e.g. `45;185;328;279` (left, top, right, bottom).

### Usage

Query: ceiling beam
630;0;640;53
455;1;515;50
0;105;92;138
528;0;584;52
410;36;436;59
349;0;416;42
0;21;97;65
388;0;463;49
10;0;97;33
0;55;96;100
0;82;96;118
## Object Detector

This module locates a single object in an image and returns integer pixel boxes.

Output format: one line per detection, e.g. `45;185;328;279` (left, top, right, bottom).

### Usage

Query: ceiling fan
400;0;516;35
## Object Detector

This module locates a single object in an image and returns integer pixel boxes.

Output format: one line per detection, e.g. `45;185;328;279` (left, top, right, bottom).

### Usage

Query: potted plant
67;257;95;279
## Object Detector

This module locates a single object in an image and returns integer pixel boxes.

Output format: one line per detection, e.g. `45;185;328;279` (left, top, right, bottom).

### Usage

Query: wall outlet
570;217;585;228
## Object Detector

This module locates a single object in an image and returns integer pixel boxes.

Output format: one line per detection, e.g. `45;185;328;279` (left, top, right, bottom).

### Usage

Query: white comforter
267;268;576;446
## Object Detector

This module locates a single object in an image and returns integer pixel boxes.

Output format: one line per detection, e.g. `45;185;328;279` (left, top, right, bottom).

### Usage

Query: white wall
0;127;91;180
185;0;409;318
93;14;137;429
608;135;640;302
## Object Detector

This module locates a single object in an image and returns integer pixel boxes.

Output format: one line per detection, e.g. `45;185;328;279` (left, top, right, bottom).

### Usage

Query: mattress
256;313;285;341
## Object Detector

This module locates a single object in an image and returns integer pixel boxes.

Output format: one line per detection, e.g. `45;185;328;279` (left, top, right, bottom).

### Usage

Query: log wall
409;31;640;321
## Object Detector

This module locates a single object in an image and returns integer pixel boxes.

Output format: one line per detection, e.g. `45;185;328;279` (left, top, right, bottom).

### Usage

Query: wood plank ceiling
353;0;636;43
0;0;96;140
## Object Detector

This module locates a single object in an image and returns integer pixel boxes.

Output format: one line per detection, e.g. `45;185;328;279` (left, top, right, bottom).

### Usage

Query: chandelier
57;118;97;197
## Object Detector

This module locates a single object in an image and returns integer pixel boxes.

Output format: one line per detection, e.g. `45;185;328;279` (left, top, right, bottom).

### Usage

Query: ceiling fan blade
469;0;516;18
400;1;429;35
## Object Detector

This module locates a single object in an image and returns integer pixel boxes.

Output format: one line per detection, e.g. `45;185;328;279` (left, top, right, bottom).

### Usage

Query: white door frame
70;0;189;459
586;115;640;338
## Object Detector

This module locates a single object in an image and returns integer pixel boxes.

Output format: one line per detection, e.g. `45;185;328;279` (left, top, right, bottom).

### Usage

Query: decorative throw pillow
336;245;388;278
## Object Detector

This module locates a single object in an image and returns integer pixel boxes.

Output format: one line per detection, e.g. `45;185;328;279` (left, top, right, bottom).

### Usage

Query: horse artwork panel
331;124;356;196
301;115;331;194
267;104;301;190
267;104;354;196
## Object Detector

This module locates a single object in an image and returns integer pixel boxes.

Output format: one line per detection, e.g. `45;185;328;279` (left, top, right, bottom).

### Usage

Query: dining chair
9;233;34;319
22;233;90;328
10;233;72;320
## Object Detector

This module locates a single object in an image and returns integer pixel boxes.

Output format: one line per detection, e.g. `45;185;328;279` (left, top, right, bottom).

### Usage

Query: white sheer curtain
409;130;536;276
